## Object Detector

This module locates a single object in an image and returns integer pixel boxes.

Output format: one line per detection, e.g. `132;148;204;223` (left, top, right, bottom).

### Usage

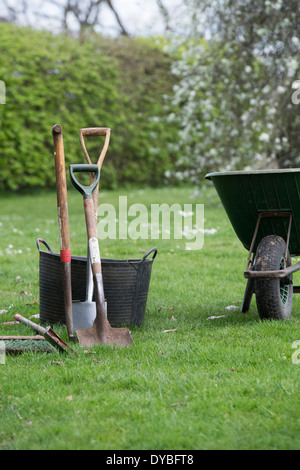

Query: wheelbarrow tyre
254;235;293;320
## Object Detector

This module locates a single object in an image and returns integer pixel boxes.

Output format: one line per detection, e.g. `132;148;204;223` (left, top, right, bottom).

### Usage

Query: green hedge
0;24;178;190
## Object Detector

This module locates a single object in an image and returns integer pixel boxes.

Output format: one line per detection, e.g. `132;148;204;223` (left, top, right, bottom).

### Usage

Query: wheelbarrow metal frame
205;169;300;316
243;210;300;279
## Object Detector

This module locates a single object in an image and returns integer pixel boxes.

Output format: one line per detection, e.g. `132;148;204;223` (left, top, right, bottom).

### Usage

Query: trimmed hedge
0;24;178;190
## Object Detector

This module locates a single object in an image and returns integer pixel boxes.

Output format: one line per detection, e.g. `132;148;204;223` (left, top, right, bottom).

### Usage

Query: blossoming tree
166;0;300;182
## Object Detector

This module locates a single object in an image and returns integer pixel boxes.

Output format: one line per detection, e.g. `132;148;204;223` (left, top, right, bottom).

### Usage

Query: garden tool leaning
52;124;75;343
72;127;110;331
69;163;134;348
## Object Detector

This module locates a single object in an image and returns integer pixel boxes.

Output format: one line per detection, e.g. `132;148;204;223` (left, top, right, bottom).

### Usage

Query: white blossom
259;133;270;142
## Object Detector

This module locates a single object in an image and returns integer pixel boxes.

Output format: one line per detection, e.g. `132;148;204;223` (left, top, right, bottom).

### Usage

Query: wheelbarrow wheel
254;235;293;320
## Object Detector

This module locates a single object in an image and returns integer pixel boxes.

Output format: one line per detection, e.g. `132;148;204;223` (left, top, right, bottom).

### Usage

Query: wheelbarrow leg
241;278;254;313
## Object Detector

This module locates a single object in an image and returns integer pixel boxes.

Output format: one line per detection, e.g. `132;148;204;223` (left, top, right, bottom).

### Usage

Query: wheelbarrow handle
69;164;100;199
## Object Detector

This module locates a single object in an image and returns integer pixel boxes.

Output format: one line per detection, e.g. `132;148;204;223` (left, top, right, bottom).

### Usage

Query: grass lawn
0;183;299;450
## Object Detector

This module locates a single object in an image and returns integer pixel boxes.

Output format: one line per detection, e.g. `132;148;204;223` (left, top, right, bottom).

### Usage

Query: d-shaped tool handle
69;164;100;199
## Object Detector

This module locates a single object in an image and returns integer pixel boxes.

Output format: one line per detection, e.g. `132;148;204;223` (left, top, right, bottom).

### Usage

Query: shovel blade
76;317;133;348
75;271;134;348
72;300;96;332
44;327;76;354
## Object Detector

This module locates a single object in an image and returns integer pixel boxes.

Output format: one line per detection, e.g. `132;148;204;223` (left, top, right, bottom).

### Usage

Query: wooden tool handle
83;197;102;276
79;127;110;166
14;314;46;336
0;336;45;340
52;124;70;255
52;124;74;341
80;128;110;137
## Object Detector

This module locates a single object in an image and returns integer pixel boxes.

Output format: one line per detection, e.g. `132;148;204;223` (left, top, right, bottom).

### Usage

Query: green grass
0;184;299;450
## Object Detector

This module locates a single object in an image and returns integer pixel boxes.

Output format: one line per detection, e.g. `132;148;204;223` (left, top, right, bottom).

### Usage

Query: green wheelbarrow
205;169;300;320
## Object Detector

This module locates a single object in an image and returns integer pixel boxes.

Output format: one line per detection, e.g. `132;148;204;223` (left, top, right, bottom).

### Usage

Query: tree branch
156;0;171;31
106;0;129;36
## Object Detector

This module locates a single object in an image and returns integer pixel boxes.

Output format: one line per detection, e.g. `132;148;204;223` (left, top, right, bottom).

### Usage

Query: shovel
72;127;110;330
72;243;98;331
69;163;134;348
